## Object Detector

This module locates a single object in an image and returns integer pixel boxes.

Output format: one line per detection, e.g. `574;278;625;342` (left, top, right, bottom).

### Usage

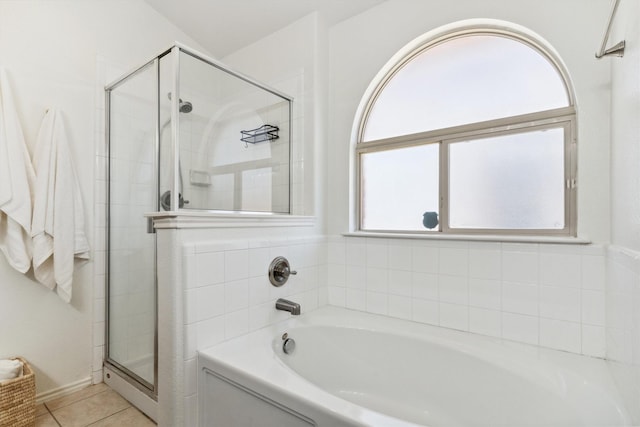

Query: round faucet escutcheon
268;256;297;287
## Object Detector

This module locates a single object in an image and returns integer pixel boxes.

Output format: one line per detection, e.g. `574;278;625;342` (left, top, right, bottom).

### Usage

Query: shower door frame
104;43;295;402
104;53;166;399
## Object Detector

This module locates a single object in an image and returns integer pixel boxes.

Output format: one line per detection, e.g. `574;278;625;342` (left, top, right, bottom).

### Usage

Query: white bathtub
198;307;630;426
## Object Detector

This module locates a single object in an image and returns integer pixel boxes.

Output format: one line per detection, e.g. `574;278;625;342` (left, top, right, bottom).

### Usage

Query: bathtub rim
197;306;631;426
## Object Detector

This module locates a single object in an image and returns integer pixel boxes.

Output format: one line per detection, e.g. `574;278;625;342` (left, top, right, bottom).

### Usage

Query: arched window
356;26;576;236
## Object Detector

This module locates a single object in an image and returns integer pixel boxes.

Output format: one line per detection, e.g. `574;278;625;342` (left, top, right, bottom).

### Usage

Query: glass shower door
106;61;157;393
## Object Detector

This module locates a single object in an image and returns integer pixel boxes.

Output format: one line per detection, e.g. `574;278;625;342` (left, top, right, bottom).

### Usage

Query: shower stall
103;44;292;415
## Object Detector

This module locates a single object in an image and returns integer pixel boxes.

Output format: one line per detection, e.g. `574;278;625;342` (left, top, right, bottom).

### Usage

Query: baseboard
35;376;93;405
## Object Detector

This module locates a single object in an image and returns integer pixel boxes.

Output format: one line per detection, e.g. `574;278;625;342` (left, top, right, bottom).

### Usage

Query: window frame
355;29;577;237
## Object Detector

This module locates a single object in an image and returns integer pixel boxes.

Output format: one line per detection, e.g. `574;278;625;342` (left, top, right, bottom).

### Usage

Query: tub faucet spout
275;298;301;315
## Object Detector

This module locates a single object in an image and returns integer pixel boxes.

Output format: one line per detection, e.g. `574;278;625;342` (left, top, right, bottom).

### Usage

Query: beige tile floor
35;383;156;427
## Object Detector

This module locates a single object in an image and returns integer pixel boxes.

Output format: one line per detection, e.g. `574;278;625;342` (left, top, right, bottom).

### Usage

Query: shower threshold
103;364;158;422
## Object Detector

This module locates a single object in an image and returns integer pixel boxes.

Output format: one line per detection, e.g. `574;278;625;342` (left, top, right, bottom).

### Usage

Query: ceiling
144;0;385;58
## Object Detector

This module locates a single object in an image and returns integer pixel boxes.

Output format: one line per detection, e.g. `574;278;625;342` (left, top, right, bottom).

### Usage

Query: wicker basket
0;357;35;427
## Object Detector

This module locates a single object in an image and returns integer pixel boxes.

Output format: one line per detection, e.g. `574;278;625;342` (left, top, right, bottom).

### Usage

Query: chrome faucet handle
269;257;296;287
282;266;297;276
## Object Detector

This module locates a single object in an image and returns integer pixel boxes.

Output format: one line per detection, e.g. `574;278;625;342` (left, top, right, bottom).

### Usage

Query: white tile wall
606;246;640;422
180;236;327;420
327;235;606;357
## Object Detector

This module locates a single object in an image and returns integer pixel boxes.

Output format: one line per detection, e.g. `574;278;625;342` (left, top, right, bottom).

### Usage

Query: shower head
179;100;193;114
167;92;193;114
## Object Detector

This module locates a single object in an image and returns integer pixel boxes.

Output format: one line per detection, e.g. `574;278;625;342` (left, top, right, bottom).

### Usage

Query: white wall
327;0;611;242
610;0;640;252
607;0;640;422
223;12;328;224
0;0;205;397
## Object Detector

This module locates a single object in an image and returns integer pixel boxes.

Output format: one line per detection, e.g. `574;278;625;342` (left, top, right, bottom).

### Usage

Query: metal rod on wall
596;0;626;58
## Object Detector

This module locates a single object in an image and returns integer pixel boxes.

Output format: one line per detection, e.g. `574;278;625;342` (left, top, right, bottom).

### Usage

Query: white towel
31;109;89;303
0;359;23;381
0;68;36;274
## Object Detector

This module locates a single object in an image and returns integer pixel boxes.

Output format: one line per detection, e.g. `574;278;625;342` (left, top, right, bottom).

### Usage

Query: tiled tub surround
158;234;328;426
158;232;607;425
326;236;606;358
606;245;640;423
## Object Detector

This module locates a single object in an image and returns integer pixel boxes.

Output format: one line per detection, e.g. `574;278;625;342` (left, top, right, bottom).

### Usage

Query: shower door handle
147;217;156;234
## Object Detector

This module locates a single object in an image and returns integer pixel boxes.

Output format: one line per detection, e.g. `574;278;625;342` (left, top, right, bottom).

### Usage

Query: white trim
343;231;591;245
147;211;316;229
351;19;578;237
104;366;158;422
35;377;93;405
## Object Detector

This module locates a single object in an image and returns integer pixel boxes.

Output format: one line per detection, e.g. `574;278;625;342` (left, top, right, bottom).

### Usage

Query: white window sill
147;211;315;229
343;231;591;245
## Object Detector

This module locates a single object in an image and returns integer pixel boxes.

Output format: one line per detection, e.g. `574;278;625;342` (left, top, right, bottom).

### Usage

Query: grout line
42;404;62;427
84;407;130;427
45;388;109;412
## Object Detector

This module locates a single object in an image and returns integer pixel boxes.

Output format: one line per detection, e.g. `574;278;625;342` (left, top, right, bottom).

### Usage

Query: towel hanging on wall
0;67;36;273
31;108;89;303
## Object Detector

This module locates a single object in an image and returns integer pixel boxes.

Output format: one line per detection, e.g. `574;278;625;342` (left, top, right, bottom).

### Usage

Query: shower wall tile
195;252;225;287
540;251;581;288
540;318;581;353
503;282;538;316
249;247;271;277
583;254;607;291
195;285;224;322
411;272;438;300
183;236;327;355
539;285;581;322
388;270;412;297
366;267;388;293
583;325;606;357
346;266;366;289
345;238;367;266
582;290;606;326
469;278;501;310
502;250;539;284
158;234;329;427
388;295;412;321
502;312;538;345
196;316;225;352
606;245;640;422
439;247;468;276
469;307;501;338
346;289;366;311
225;309;249;340
327;286;346;307
249;276;271;306
366;291;388;315
412;299;439;325
468;248;501;280
438;275;468;305
224;279;249;312
388;242;412;271
328;235;608;357
366;239;388;267
412;245;439;274
439;302;468;331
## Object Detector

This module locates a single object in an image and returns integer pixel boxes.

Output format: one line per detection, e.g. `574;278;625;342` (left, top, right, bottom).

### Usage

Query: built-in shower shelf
241;124;279;145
